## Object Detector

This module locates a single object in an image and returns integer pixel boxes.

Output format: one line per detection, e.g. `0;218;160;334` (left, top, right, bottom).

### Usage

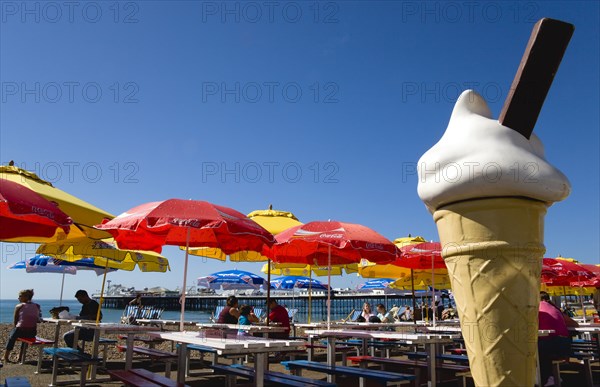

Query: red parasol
96;199;275;330
271;220;398;326
541;258;597;287
272;221;397;265
0;179;72;240
394;242;446;270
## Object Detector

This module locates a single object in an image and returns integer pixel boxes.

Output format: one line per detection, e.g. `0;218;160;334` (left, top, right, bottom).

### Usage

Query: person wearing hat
63;290;102;349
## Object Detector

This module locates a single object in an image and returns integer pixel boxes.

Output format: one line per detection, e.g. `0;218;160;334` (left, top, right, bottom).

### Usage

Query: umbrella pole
327;245;331;329
59;272;66;306
180;227;191;332
308;267;312;323
96;261;109;324
432;258;436;327
411;269;417;329
266;259;271;325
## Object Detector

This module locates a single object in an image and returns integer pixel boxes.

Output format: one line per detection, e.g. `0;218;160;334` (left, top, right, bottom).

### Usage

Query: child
3;289;41;363
237;305;259;336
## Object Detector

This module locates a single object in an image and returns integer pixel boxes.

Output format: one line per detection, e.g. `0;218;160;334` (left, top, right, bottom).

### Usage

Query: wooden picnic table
149;330;306;386
305;329;456;386
71;322;157;379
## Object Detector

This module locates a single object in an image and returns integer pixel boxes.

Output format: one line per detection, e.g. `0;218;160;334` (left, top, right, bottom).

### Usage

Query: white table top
136;319;197;326
304;329;456;344
295;322;400;330
42;318;79;324
72;322;157;333
569;326;600;332
149;331;305;355
196;323;288;332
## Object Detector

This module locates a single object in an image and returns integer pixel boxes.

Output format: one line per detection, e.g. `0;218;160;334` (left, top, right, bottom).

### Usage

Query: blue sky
1;1;598;299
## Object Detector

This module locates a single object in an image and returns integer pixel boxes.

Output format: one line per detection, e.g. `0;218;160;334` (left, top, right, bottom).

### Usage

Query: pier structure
98;289;450;323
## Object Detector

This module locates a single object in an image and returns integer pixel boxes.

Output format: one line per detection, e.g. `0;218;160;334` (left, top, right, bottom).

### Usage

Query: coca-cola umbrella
272;220;398;326
95;199;275;330
541;257;596;286
541;258;598;314
393;241;446;325
0;179;72;241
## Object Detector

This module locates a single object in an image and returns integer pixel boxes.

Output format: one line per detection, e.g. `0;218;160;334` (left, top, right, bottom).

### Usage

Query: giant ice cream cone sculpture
417;19;573;387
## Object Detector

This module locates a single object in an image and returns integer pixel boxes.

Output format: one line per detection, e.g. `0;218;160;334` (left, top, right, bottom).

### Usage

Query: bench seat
17;336;55;374
4;377;31;387
282;360;415;386
348;355;471;387
109;368;190;387
210;363;335;387
43;347;100;387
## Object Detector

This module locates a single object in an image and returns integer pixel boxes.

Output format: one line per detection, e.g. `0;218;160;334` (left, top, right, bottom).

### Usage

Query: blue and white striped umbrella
7;254;116;304
358;278;395;290
197;269;267;290
270;276;329;290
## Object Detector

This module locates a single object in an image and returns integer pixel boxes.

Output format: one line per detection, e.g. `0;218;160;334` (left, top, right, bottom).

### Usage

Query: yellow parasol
390;270;451;290
182;205;303;261
261;262;358;277
0;164;113;241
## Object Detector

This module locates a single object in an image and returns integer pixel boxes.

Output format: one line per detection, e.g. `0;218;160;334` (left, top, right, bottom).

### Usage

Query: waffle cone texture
434;197;547;387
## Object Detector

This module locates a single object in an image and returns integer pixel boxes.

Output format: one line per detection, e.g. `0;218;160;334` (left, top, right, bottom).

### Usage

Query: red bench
17;337;55;374
109;368;189;387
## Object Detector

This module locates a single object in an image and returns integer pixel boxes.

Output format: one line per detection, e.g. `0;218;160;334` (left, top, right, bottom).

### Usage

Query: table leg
254;353;265;387
427;343;437;387
326;337;336;384
177;343;187;384
90;330;100;379
125;334;135;370
72;327;80;350
535;347;542;387
53;323;60;348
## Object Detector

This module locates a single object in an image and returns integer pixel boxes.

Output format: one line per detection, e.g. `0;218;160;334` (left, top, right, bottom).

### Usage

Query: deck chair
121;305;145;324
342;309;362;322
210;306;225;323
253;307;265;320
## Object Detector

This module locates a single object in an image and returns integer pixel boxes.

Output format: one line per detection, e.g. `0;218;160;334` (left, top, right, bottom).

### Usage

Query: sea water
0;299;213;324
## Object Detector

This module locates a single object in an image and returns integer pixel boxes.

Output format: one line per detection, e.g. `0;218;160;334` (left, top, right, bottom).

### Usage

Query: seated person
237;305;259;336
267;299;290;339
402;306;414;321
63;290;102;350
361;302;376;321
217;296;240;324
538;291;578;386
3;289;40;363
376;304;393;323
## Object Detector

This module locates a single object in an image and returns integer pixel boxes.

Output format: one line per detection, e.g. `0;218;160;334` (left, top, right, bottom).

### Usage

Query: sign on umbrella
0;178;72;241
197;269;267;290
1;164;113;241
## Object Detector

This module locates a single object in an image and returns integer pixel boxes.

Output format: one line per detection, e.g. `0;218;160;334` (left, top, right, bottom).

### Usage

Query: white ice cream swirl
417;90;570;212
